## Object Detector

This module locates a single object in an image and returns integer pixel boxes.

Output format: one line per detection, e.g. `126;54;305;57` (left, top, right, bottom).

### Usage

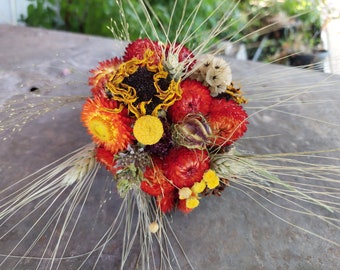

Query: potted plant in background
236;0;327;70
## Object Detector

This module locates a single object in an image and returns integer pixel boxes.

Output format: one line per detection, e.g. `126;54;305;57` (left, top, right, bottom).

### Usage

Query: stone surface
0;25;339;269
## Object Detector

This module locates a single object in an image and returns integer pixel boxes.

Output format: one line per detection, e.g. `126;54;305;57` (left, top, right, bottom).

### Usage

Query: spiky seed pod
115;146;151;171
173;114;212;149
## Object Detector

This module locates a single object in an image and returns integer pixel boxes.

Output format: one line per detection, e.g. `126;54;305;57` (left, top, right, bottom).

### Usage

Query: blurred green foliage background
20;0;323;62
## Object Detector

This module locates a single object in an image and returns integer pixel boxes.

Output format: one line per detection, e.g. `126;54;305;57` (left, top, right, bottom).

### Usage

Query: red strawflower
123;38;163;66
95;145;120;175
207;99;248;146
141;159;175;196
89;57;122;96
168;79;212;123
156;191;177;213
163;147;210;188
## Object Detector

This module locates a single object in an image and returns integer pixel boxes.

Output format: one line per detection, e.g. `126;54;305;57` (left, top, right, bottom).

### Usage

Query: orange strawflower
81;96;134;154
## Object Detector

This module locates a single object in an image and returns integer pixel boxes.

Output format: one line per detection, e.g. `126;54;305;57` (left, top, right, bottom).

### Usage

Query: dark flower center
122;67;171;115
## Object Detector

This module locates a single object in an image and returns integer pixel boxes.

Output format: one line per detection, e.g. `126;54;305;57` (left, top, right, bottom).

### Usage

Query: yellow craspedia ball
203;169;220;189
186;197;200;209
133;115;164;145
191;180;206;194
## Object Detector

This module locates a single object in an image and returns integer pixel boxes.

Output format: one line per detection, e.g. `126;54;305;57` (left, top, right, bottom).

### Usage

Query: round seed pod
149;221;159;233
173;114;212;149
